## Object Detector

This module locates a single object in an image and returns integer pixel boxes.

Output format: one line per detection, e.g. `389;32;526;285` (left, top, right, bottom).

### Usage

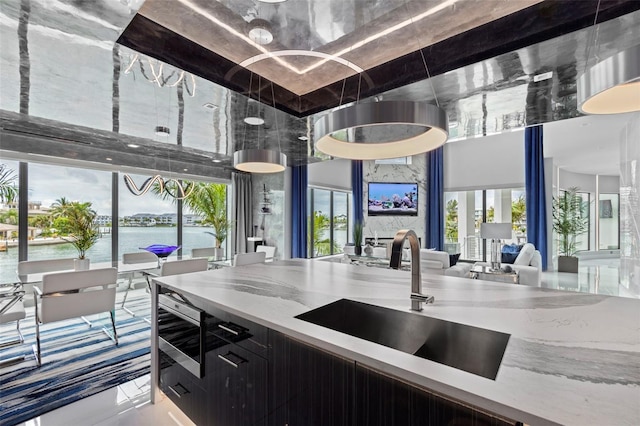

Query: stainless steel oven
157;293;206;378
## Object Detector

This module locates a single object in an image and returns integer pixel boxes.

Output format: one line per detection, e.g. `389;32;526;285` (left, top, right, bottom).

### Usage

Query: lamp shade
233;149;287;173
480;223;512;240
578;44;640;115
314;101;448;160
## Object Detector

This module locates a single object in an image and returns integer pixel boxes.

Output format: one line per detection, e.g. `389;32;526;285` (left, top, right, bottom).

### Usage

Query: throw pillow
501;252;519;264
449;253;461;266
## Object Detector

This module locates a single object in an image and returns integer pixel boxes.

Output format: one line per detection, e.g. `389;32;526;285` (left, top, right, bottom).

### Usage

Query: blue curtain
291;165;308;258
351;160;364;227
525;125;548;270
426;147;444;251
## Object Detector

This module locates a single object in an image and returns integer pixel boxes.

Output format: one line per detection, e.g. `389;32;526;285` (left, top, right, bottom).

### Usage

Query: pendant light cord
409;13;440;108
583;0;602;75
270;81;282;153
241;72;254;151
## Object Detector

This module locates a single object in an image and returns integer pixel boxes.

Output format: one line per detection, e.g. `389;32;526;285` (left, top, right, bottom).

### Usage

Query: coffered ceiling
1;0;639;179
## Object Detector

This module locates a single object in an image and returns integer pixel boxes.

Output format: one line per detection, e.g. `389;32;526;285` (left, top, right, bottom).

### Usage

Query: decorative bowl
139;244;181;258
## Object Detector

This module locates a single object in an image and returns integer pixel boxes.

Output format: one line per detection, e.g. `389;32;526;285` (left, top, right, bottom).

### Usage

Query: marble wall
363;157;427;246
619;113;640;296
251;173;285;259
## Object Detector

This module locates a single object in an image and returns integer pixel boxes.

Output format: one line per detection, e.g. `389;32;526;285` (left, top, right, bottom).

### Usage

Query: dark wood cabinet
354;363;517;426
205;341;268;426
268;331;354;426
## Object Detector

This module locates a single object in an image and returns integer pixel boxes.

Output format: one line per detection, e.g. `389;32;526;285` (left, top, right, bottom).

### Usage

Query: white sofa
475;242;542;286
419;249;472;278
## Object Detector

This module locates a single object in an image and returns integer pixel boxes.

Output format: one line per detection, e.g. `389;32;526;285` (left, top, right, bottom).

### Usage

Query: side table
470;265;519;284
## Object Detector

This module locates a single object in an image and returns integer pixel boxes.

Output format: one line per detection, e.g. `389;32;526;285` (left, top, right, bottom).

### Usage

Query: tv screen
368;182;418;216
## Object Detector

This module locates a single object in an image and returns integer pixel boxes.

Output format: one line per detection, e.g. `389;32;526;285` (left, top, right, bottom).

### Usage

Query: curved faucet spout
389;229;434;311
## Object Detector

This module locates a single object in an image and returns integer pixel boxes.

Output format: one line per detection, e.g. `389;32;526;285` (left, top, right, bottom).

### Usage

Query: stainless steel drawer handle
218;323;240;335
168;383;189;398
218;351;247;368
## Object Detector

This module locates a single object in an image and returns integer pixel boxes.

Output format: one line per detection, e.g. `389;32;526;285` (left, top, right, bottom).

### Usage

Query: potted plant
60;202;99;270
552;187;589;273
353;221;363;256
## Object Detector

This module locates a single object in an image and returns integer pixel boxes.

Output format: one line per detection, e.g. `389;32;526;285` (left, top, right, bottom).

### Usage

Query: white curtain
233;172;253;255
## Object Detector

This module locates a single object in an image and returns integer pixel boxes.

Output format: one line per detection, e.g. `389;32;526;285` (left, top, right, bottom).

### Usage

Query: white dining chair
0;283;27;367
33;267;118;366
191;247;219;259
121;251;159;316
256;245;276;262
17;258;76;280
233;251;266;267
160;258;209;277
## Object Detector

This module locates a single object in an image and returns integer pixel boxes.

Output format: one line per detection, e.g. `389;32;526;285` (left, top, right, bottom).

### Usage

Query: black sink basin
295;299;510;380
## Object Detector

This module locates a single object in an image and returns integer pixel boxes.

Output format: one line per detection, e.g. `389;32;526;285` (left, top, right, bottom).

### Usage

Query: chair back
160;258;208;277
256;245;276;261
191;247;219;258
39;268;117;324
123;251;158;264
17;258;76;275
234;251;266;267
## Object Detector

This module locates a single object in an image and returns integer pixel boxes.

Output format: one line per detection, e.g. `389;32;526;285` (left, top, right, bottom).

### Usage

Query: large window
0;160;19;284
308;188;351;258
28;163;111;263
119;173;178;258
445;188;526;261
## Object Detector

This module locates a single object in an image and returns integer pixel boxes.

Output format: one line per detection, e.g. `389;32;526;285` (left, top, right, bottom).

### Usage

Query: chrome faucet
389;229;435;311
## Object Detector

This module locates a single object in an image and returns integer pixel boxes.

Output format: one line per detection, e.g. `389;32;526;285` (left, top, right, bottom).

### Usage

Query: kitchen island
151;259;640;426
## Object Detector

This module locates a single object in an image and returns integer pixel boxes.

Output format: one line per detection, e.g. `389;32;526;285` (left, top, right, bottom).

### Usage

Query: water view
0;226;216;284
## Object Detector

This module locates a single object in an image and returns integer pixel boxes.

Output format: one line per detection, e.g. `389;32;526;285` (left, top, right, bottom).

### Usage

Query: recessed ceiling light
127;144;140;148
248;19;273;45
244;117;265;125
298;135;308;141
105;157;112;161
533;71;553;82
257;0;287;3
183;168;188;171
203;102;218;109
212;159;222;163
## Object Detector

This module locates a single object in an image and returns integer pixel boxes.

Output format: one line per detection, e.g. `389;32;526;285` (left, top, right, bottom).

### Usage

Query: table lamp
480;223;512;271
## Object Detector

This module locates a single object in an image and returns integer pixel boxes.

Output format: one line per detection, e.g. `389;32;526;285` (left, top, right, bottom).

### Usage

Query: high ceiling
0;0;639;179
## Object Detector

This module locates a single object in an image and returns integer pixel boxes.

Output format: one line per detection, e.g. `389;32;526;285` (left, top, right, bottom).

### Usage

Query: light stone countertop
152;259;640;426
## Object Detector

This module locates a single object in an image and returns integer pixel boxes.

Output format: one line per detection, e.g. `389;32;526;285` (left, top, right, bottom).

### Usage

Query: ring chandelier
123;174;195;200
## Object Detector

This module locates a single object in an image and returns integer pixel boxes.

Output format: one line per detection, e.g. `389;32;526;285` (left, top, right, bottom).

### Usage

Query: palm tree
0;164;17;204
50;197;72;218
311;210;337;255
184;183;230;248
445;199;458;242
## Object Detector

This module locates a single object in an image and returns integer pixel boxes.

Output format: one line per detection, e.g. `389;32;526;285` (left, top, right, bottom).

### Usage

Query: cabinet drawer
159;350;208;425
207;304;270;357
206;342;268;425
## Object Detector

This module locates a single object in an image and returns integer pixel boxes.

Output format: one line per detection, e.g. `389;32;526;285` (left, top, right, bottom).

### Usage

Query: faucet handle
411;293;435;304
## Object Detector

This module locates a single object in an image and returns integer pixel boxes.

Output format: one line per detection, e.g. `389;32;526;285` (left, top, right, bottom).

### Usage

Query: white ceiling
543;113;638;176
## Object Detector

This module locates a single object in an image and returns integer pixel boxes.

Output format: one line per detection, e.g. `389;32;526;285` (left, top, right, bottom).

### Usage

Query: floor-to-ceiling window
308;187;351;258
599;193;619;250
0;160;20;283
27;163;111;263
444;188;526;261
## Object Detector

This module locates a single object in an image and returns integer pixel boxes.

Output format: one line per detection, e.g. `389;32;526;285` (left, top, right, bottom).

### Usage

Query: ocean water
0;226;216;284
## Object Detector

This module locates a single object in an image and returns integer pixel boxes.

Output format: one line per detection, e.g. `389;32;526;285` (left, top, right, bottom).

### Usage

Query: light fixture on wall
234;75;287;173
578;44;640;114
314;31;448;160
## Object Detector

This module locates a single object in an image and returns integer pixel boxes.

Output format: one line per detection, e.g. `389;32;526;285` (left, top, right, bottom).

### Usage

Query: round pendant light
314;101;448;160
234;149;287;173
578;44;640;115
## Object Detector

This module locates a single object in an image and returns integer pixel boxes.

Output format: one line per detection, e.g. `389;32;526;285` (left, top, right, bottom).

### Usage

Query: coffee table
470;265;519;284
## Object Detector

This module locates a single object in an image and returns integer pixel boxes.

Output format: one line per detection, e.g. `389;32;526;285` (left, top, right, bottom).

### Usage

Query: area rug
0;291;151;426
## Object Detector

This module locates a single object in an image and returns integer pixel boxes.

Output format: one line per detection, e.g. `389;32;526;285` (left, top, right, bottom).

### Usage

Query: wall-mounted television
367;182;418;216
